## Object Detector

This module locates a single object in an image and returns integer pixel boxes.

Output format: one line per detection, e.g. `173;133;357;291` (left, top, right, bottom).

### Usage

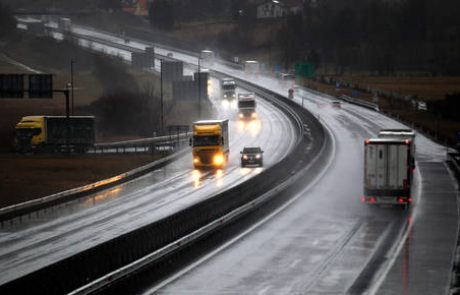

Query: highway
6;19;459;294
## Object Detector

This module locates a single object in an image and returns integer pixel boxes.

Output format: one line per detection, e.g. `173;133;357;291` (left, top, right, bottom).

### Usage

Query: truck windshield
238;101;255;108
16;128;41;137
222;83;235;90
193;135;221;146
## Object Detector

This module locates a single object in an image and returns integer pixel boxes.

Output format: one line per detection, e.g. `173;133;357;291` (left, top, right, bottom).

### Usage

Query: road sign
295;62;315;78
0;74;24;98
29;74;53;98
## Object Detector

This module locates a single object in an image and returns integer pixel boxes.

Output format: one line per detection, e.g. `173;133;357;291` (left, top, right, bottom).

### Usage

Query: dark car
240;146;264;167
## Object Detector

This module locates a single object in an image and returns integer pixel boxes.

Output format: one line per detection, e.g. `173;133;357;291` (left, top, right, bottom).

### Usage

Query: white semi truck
378;128;416;169
362;138;414;208
244;60;260;76
221;78;236;101
237;93;257;120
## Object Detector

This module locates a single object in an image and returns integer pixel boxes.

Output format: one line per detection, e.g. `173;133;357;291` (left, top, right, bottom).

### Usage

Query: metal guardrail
448;153;460;177
338;94;380;112
91;133;189;154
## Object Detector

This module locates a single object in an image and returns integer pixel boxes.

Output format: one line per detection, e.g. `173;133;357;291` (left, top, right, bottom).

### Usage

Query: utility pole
70;59;75;115
197;56;201;118
160;59;164;134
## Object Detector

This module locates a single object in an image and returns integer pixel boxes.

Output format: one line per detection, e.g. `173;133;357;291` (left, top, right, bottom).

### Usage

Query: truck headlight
243;155;248;160
213;154;224;166
255;154;261;159
193;157;199;163
251;112;257;118
239;113;244;119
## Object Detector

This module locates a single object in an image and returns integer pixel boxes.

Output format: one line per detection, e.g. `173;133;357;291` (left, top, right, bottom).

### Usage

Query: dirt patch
0;153;165;209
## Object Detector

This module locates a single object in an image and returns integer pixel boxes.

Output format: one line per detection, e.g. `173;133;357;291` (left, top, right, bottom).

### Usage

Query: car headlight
213;154;224;166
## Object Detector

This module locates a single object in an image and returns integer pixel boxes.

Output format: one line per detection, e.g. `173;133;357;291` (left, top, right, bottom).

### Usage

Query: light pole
197;55;201;118
70;59;75;115
160;59;164;134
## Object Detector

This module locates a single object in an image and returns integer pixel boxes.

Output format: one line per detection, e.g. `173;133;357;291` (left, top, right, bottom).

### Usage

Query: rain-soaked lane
0;78;296;285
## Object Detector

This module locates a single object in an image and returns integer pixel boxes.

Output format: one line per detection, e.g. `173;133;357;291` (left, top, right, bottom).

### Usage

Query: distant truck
200;50;215;67
221;78;236;101
362;138;414;208
378;128;416;168
15;116;95;153
58;17;72;32
237;93;257;119
244;60;260;76
191;120;229;169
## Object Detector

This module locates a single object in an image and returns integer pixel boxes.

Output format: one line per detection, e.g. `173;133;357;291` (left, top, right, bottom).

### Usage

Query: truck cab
221;78;236;102
237;93;257;120
191;120;229;169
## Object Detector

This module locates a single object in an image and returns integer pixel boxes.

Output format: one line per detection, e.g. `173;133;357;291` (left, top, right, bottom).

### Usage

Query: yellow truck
191;119;229;169
15;116;95;153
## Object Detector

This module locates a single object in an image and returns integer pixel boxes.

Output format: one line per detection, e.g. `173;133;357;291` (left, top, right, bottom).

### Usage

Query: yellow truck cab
191;119;229;169
15;116;46;150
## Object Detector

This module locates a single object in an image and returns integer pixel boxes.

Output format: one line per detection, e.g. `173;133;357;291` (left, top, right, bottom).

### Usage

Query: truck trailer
237;93;257;120
191;119;229;169
362;138;414;208
15;116;95;153
378;128;416;169
244;60;260;76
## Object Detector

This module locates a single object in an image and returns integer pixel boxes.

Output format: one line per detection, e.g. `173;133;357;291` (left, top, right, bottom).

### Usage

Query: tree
0;2;17;40
149;0;175;30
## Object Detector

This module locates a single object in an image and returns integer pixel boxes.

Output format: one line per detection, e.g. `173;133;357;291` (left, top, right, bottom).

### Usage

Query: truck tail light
361;197;366;203
369;197;376;203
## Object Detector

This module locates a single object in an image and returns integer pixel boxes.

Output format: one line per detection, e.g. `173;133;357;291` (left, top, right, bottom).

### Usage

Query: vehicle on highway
362;138;414;208
200;49;214;67
244;60;260;76
237;93;257;119
378;128;416;168
280;73;296;81
14;116;95;153
288;88;294;99
221;78;236;101
240;146;264;167
191;119;229;169
331;101;341;108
